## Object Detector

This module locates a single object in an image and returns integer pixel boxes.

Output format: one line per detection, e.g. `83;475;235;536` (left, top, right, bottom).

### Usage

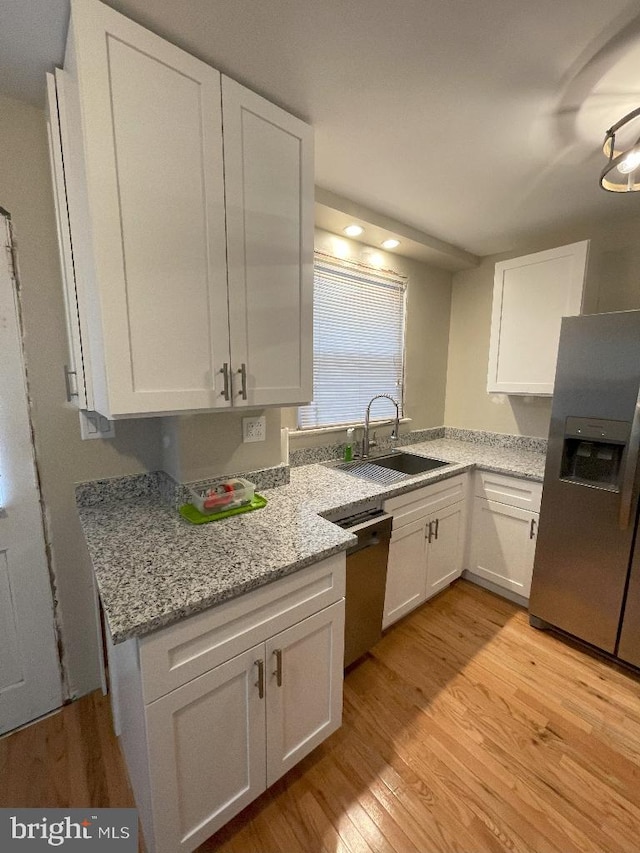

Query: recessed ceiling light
344;224;364;237
382;239;400;249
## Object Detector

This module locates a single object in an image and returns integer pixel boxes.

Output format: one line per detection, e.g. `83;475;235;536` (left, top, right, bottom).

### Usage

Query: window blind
298;255;406;429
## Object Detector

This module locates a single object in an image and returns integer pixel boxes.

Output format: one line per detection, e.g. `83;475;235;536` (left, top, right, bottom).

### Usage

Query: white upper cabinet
45;70;94;411
223;78;314;408
487;240;589;396
53;0;313;418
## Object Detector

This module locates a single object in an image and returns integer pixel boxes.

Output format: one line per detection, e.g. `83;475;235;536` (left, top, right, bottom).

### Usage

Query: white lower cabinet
427;500;467;597
107;555;345;853
265;605;343;785
382;475;468;628
468;472;541;599
383;518;428;626
146;645;265;852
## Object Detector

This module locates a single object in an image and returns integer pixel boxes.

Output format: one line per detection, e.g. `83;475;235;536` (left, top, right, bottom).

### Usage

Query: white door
222;76;314;407
146;645;266;853
383;518;428;629
0;215;62;734
470;498;538;597
265;601;344;786
426;502;466;599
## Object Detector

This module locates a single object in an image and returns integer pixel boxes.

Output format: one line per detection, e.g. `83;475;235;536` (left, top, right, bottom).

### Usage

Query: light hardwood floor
2;580;640;852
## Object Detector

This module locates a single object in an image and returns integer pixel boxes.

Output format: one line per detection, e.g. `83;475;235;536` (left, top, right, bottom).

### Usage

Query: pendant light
600;107;640;192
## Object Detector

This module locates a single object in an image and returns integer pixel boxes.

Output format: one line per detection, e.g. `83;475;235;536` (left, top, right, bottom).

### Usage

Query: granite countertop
79;437;546;645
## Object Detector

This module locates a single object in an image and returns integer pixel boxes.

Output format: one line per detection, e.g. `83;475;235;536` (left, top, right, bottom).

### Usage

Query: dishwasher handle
345;514;392;556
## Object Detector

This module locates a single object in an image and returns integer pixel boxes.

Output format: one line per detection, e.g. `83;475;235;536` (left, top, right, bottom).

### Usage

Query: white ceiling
3;0;640;257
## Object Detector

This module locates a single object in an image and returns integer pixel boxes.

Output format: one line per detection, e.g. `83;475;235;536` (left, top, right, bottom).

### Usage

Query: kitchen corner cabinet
487;240;589;395
468;472;541;599
382;474;468;628
107;555;345;853
50;0;313;419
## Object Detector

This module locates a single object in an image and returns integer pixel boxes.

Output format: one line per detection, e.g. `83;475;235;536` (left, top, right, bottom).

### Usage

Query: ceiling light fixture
601;107;640;192
344;224;364;237
381;239;400;249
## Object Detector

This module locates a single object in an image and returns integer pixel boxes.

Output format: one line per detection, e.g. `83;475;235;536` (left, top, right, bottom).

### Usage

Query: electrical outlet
242;415;266;443
79;410;115;440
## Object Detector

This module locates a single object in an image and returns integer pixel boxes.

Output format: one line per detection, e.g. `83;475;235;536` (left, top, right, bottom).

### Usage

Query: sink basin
368;453;449;475
331;452;449;485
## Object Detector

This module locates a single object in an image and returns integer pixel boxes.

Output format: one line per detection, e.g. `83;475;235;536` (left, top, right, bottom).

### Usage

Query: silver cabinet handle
63;365;78;401
529;518;537;540
220;363;230;401
237;363;247;400
255;659;264;699
273;649;282;687
620;390;640;530
434;518;439;540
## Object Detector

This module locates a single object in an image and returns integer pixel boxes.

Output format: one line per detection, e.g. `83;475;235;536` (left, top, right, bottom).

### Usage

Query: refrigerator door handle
619;390;640;530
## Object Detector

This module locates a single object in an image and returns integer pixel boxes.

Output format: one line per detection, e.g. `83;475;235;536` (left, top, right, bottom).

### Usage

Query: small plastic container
187;478;255;515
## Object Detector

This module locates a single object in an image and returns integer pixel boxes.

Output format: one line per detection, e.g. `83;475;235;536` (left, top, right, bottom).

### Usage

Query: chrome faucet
362;394;400;459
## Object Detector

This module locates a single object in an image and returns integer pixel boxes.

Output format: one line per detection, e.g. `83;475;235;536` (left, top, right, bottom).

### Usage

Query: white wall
0;93;164;698
161;410;282;482
444;216;640;437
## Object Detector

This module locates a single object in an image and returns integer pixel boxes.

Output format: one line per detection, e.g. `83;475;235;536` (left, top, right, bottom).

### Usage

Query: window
298;253;406;429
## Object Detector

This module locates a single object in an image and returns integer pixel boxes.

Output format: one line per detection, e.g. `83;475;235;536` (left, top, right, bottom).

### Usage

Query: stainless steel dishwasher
328;503;393;667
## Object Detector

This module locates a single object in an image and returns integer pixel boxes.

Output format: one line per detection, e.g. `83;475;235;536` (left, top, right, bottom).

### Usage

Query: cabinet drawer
384;474;467;529
474;471;542;512
139;553;345;703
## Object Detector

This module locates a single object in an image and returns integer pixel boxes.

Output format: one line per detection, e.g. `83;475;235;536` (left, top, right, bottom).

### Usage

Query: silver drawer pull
273;649;282;687
255;659;264;699
220;363;230;400
237;363;247;400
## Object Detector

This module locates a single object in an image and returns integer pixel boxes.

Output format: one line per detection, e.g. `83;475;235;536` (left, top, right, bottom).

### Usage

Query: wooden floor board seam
3;580;640;853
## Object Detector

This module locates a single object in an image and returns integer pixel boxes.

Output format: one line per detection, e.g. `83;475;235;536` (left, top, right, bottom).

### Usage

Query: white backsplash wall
161;410;282;483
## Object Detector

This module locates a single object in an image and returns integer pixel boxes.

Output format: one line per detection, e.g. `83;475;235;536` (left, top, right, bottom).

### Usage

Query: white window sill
290;418;412;438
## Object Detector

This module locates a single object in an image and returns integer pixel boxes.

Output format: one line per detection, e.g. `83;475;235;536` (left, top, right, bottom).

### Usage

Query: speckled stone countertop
78;437;545;644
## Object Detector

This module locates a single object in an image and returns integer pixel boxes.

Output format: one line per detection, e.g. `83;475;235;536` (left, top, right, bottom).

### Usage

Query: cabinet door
426;501;466;599
470;498;537;597
67;0;230;418
45;70;93;410
265;601;344;786
146;645;266;853
383;518;428;629
487;241;589;395
222;76;314;407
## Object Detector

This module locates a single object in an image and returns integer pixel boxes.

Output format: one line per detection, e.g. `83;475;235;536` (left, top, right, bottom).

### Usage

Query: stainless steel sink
332;452;449;485
370;452;449;475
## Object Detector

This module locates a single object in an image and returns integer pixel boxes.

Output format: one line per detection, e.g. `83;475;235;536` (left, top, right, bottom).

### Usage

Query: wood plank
2;580;640;853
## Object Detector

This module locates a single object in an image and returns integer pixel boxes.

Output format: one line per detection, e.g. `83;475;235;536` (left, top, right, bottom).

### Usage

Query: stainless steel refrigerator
529;309;640;668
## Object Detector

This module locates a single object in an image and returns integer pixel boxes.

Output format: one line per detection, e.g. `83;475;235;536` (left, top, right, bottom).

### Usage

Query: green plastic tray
179;494;267;524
